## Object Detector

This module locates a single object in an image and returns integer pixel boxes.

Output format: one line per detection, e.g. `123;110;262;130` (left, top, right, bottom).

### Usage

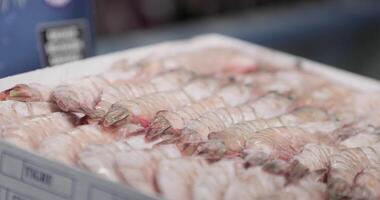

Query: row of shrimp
2;45;380;200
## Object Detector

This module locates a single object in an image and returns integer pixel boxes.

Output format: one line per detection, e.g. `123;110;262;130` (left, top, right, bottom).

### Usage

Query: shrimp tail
261;160;291;176
87;109;107;121
195;140;228;161
103;106;130;127
145;116;172;141
244;150;271;166
0;84;38;101
284;160;310;183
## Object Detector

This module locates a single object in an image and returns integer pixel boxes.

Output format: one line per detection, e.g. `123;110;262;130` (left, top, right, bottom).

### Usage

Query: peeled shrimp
38;124;114;165
0;100;58;125
156;157;208;200
0;83;52;102
1;112;76;150
115;145;181;196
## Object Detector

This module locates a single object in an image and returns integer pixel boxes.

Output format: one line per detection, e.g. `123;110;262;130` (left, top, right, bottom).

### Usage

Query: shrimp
38;124;115;165
293;144;338;172
0;100;58;125
77;141;133;182
224;167;285;200
1;112;76;150
285;144;339;182
103;78;232;128
93;69;195;118
103;90;193;128
175;93;293;154
241;127;320;165
0;83;52;102
327;143;380;199
156;157;208;200
207;107;329;153
192;159;243;200
115;145;181;196
146;97;227;141
52;58;178;114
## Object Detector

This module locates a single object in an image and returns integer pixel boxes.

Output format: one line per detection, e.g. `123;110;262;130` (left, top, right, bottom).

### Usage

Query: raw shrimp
0;83;52;102
0;100;58;125
156;157;208;200
1;112;76;150
93;69;195;118
176;93;293;154
285;144;338;182
241;127;320;165
52;58;179;114
115;145;181;196
192;159;243;200
146;82;252;141
78;141;133;182
38;124;115;165
207;107;328;153
292;144;338;172
103;90;193;128
224;167;285;200
146;97;227;141
103;78;233;128
327;143;380;199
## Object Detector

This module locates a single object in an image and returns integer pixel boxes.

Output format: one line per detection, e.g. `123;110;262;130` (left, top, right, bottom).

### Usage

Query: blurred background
1;0;380;78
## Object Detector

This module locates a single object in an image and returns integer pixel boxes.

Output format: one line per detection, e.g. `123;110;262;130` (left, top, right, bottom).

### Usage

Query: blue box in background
0;0;94;77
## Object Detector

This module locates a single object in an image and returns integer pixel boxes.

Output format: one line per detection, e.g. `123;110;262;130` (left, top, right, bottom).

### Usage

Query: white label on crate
21;162;73;198
89;188;113;200
0;154;23;179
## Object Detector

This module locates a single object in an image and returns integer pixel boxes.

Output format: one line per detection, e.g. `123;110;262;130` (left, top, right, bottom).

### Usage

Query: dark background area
93;0;380;79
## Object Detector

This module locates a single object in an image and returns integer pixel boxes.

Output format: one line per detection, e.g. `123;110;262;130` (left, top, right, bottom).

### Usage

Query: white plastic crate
0;34;379;200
